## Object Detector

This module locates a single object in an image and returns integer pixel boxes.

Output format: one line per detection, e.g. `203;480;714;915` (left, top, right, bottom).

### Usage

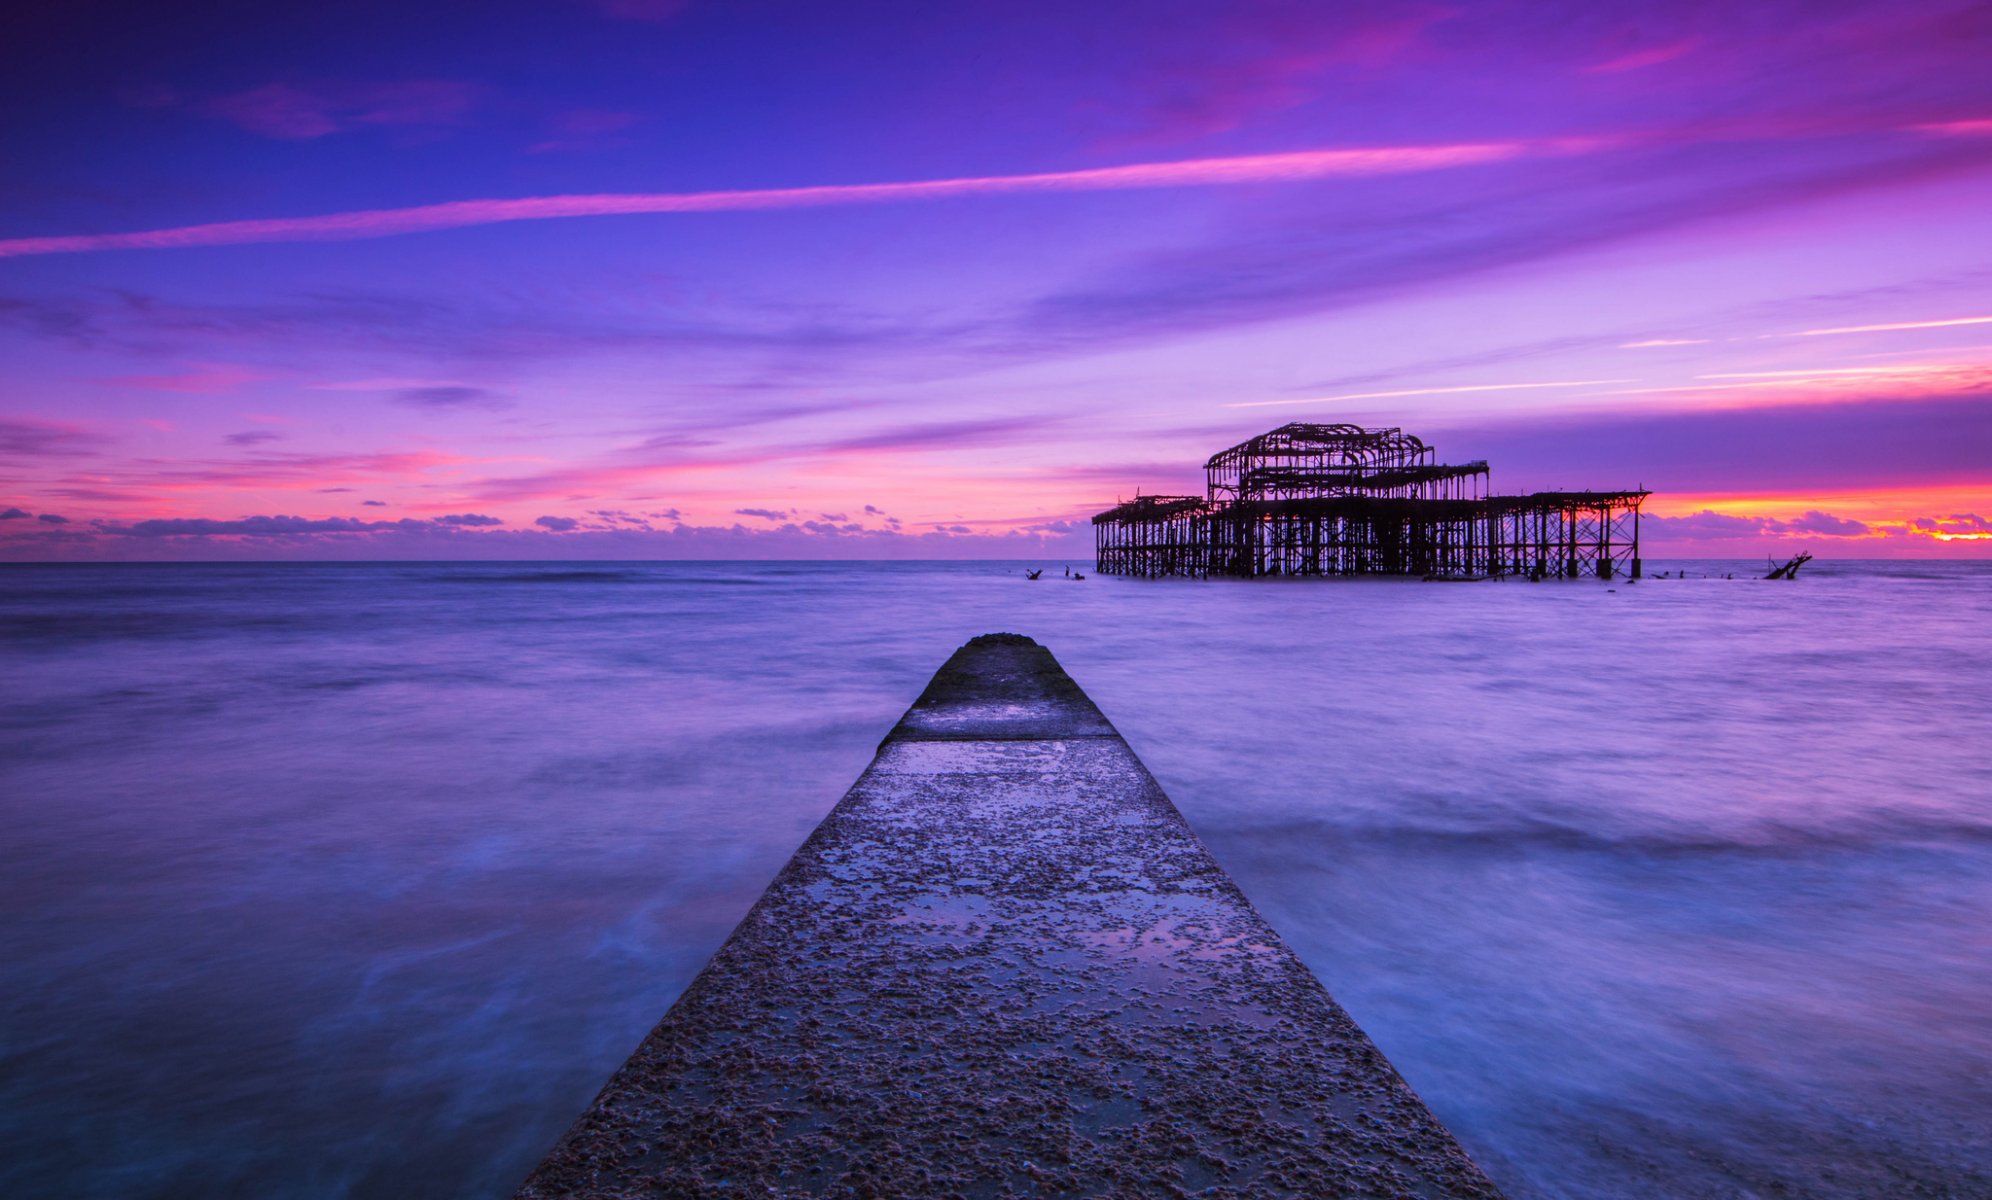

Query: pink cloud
201;80;484;140
109;449;471;494
1584;38;1703;75
1110;6;1458;143
1913;118;1992;137
98;362;270;394
0;138;1536;258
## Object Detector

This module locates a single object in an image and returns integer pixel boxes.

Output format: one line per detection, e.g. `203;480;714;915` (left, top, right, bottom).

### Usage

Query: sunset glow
3;0;1989;560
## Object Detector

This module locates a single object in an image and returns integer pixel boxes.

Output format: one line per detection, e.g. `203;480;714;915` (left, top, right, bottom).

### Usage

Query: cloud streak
392;385;514;412
1789;315;1992;337
201;80;485;140
1228;379;1634;409
0;140;1538;258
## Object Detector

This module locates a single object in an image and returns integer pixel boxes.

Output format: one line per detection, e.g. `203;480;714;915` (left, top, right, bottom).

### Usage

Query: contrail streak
0;141;1533;258
1791;316;1992;336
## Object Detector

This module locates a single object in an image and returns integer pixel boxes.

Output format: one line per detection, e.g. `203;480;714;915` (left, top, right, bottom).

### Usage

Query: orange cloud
1648;486;1992;549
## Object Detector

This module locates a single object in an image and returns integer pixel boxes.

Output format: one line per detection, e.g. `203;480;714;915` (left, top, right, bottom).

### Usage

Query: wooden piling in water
516;633;1503;1199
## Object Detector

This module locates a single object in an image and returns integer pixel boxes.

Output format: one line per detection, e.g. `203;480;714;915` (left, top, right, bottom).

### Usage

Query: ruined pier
1094;423;1648;580
518;634;1501;1199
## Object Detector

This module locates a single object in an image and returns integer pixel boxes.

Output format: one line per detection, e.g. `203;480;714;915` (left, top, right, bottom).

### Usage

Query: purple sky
2;0;1989;559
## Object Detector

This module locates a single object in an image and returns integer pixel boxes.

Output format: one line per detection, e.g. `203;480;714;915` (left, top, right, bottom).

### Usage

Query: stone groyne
518;634;1502;1198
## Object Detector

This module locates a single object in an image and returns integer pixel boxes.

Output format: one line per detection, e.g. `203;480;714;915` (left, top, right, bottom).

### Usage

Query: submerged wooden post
518;634;1503;1199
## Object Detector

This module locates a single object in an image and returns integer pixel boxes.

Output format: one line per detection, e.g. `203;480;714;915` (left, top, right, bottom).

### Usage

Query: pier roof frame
1090;494;1207;526
1204;422;1433;473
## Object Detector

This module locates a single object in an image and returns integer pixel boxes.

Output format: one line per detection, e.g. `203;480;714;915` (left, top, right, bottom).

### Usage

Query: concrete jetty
518;634;1502;1199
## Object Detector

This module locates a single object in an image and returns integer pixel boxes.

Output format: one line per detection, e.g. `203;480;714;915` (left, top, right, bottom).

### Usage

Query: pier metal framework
1095;423;1647;580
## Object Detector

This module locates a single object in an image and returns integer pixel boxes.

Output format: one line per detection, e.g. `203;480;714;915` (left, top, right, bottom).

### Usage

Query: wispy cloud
1699;364;1968;379
1584;37;1702;75
200;80;485;140
1228;379;1634;409
1913;119;1992;138
391;385;514;412
313;377;480;392
99;362;269;393
1101;6;1457;145
1786;315;1992;337
88;449;468;494
0;140;1541;258
812;414;1055;454
0;419;109;459
529;108;640;154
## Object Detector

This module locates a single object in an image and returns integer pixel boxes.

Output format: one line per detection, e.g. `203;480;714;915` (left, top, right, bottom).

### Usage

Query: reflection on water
2;560;1989;1198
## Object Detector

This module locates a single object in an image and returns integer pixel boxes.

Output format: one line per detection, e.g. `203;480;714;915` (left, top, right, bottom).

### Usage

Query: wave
1219;810;1992;859
435;569;644;583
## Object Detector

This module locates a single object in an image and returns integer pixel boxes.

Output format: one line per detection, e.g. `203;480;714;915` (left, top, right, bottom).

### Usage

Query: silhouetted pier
1095;423;1648;580
517;634;1502;1198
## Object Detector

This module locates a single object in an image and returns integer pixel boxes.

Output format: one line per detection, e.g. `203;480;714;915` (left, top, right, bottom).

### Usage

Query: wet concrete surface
517;633;1503;1199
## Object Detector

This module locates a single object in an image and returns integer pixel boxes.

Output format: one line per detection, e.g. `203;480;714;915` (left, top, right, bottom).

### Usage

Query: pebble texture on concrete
517;634;1503;1199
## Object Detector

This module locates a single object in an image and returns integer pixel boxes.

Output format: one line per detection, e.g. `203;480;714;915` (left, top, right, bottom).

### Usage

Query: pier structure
1094;423;1647;580
518;634;1502;1199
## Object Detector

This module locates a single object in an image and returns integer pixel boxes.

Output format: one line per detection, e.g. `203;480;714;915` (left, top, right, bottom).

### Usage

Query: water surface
3;560;1988;1197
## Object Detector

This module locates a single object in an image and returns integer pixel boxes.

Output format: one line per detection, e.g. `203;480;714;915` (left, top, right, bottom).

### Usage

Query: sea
3;559;1989;1199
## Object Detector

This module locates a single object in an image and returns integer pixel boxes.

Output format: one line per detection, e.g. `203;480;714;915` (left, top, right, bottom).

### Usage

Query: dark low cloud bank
1;511;1090;561
88;514;496;538
1646;510;1878;541
117;515;448;537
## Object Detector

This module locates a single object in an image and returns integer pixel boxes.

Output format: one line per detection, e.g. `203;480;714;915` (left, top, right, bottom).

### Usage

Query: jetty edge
517;633;1503;1199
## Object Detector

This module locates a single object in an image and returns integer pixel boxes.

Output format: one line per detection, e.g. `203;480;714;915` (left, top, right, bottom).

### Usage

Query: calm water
3;560;1989;1198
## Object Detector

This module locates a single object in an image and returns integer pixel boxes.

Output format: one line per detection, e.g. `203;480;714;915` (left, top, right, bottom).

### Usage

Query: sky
2;0;1989;560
